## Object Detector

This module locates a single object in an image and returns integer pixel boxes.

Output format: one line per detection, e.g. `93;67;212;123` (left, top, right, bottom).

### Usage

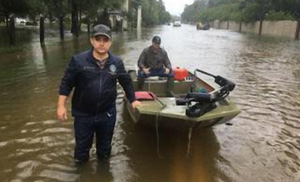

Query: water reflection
73;161;112;181
40;42;48;61
0;27;36;47
72;37;81;54
137;27;142;40
121;106;220;182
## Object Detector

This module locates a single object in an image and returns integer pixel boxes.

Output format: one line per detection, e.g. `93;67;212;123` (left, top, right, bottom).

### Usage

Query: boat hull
124;70;240;130
125;97;240;130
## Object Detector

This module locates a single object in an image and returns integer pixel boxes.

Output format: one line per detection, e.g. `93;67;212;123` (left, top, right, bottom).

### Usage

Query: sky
163;0;195;16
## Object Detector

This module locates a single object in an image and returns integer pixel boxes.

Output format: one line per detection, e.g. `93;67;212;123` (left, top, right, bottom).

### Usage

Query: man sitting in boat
137;36;174;94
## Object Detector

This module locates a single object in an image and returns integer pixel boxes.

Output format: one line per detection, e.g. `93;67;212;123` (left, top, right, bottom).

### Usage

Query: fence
211;20;298;39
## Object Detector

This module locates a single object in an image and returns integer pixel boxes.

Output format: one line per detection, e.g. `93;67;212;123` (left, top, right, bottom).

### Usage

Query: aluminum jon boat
124;68;241;130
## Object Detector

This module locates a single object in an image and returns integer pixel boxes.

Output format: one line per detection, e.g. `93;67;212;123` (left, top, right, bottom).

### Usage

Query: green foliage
130;0;170;26
182;1;207;22
270;0;300;19
161;11;171;24
0;0;29;17
0;0;170;28
27;0;46;20
44;0;69;19
209;3;241;21
77;0;101;21
265;11;295;21
182;0;299;23
240;0;273;22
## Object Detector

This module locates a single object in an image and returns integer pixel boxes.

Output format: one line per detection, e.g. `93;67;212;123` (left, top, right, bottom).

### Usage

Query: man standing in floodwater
57;24;140;163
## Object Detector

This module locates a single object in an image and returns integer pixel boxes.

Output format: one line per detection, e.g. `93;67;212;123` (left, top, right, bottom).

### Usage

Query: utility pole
130;0;142;29
40;14;45;43
137;5;142;30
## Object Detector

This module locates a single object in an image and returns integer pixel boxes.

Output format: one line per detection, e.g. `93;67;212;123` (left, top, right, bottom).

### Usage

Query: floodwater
0;24;299;182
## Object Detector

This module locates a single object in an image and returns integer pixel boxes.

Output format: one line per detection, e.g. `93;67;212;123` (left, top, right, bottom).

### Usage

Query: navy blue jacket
59;49;136;117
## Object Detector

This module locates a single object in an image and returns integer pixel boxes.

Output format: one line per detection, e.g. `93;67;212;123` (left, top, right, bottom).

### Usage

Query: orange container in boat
173;67;188;81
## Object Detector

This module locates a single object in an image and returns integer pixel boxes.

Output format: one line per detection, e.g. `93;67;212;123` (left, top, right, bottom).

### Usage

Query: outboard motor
184;93;217;117
176;92;217;117
176;92;211;105
175;69;236;118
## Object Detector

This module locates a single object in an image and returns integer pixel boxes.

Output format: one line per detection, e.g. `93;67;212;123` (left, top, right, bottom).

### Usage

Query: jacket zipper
96;73;103;114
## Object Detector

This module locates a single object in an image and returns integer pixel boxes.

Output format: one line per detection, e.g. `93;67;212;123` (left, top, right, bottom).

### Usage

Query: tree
0;0;29;45
45;0;69;40
182;1;206;23
71;0;79;36
0;0;29;27
27;0;47;42
129;0;170;27
241;0;273;35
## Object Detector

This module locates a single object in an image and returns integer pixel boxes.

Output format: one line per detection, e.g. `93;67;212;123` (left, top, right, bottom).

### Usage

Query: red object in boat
135;91;156;100
173;67;188;81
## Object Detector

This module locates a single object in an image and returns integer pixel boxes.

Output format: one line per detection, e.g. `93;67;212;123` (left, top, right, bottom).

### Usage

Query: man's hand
143;67;150;75
57;95;68;121
131;100;141;109
57;105;68;121
165;68;170;74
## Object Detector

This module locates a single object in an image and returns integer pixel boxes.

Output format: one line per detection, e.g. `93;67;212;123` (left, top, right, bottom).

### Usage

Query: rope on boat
155;114;162;158
154;103;167;158
186;127;193;157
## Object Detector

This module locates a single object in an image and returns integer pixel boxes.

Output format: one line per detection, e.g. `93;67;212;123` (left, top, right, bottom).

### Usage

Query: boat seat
144;76;167;82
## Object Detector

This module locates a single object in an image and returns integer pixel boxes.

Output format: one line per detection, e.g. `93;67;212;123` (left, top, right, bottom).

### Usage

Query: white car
173;21;181;27
15;18;27;25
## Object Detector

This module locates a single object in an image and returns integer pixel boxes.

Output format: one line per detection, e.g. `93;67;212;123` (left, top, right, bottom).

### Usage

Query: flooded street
0;24;299;182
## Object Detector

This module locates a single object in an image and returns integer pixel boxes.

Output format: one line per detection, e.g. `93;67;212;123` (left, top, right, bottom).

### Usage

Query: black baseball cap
152;36;161;44
91;24;112;39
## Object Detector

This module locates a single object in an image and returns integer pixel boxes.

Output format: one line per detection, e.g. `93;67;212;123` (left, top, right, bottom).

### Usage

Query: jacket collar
87;48;114;65
150;45;161;54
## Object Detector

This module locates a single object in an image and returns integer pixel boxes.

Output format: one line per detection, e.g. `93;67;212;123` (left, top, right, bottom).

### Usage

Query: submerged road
0;24;299;182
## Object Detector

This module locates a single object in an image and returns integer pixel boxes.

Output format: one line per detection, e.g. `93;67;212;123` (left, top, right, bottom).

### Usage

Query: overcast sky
163;0;195;16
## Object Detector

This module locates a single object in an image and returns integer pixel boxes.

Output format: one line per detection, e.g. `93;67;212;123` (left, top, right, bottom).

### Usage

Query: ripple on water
38;127;72;134
39;169;79;181
16;160;41;178
0;141;8;147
